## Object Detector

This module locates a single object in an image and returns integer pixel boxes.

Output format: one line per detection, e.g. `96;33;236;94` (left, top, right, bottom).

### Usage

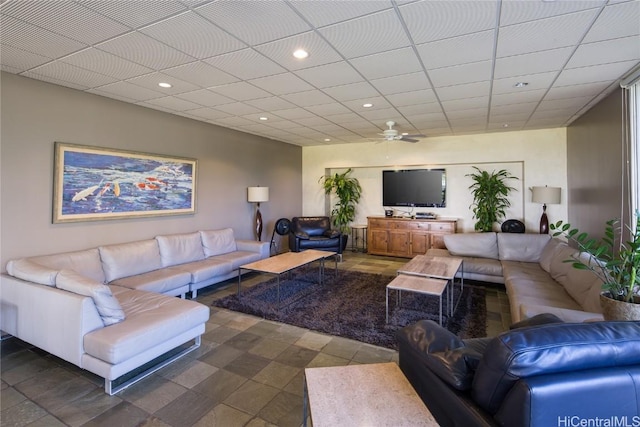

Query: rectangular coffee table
397;255;464;316
303;362;438;427
386;274;449;325
237;249;337;303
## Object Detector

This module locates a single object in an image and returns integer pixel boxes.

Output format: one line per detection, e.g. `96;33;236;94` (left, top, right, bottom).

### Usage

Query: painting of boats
53;142;196;223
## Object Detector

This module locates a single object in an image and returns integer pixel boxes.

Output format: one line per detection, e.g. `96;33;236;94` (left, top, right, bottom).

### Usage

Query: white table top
240;249;336;275
305;362;438;427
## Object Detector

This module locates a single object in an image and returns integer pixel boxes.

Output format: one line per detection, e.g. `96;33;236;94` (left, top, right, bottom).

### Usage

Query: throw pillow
6;259;58;286
56;269;125;326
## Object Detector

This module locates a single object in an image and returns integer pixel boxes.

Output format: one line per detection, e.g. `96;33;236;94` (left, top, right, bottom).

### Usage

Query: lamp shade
248;186;269;203
531;186;561;205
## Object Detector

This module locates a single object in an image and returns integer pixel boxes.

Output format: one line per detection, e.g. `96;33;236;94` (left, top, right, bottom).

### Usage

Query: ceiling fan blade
401;137;419;143
402;134;426;138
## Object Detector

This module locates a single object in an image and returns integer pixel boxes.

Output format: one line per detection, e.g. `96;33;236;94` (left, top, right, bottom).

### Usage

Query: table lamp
248;186;269;241
531;186;561;234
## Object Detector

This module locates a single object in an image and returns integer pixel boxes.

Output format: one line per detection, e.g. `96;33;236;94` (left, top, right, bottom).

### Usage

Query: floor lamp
531;186;561;234
248;186;269;241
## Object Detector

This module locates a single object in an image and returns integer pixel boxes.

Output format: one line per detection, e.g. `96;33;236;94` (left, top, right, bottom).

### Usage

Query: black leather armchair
397;317;640;427
288;216;343;254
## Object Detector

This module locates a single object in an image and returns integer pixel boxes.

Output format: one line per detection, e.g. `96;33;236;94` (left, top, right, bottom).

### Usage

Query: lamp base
255;206;263;241
539;205;549;234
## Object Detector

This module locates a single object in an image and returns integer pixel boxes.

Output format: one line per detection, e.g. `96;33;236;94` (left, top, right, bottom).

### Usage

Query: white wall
0;73;302;267
303;128;568;233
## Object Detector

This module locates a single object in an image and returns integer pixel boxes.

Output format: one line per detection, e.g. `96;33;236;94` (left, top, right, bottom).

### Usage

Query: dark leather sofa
397;317;640;427
288;216;343;254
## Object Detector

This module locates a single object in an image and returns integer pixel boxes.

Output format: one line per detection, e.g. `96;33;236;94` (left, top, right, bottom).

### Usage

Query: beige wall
567;89;624;240
0;73;302;267
302;128;568;233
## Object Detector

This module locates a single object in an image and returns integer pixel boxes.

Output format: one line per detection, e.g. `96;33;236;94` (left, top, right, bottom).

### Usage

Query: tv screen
382;169;446;208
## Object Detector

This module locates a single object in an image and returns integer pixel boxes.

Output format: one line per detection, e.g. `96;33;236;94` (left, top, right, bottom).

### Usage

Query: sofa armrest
236;239;270;259
519;304;603;323
1;274;103;367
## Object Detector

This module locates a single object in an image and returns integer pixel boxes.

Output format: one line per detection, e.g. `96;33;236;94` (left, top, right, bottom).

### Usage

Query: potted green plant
467;167;518;232
319;168;362;248
550;213;640;320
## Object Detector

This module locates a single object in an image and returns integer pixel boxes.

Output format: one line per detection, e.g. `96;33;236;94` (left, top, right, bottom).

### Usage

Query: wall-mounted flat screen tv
382;168;446;208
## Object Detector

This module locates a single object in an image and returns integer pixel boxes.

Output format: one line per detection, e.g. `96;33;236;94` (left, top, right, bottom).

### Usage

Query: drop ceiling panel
499;0;605;26
127;72;200;94
319;10;411;59
567;36;640;69
491;89;548;106
342;96;392;111
290;0;392;28
60;48;154;80
583;1;640;43
249;73;315;95
494;47;573;79
211;116;257;127
90;81;164;102
139;11;247;59
397;102;443;116
400;0;497;44
386;89;437;107
492;72;557;95
323;112;368;124
281;90;336;107
176;89;235;107
1;15;86;58
143;96;202;111
245;97;297;111
490;102;538;116
96;32;195;70
80;0;188;29
370;72;431;95
446;108;487;120
255;31;343;71
21;71;89;91
292;116;335;127
436;81;491;101
0;44;51;72
442;96;490;112
27;62;117;88
497;10;599;58
204;49;286;80
195;1;311;45
416;30;495;70
208;81;272;101
305;103;353;116
1;1;129;45
271;107;317;120
358;107;401;121
538;96;598;112
429;60;493;88
186;107;232;121
545;82;610;100
162;61;239;88
294;61;363;88
321;82;380;101
349;47;423;80
555;60;639;87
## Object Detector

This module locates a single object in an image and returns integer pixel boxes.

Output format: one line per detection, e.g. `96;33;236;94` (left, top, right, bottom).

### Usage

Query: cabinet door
430;233;448;249
369;229;389;254
388;230;410;256
410;231;430;255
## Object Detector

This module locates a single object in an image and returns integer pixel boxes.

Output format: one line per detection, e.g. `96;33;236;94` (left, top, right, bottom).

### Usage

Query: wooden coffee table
303;362;438;427
237;249;337;303
386;274;448;325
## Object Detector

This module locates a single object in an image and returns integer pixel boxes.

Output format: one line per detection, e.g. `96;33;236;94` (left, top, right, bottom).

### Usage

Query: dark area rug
213;268;487;350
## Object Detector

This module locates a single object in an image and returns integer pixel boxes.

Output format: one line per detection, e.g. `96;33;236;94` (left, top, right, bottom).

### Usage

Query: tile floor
1;252;511;427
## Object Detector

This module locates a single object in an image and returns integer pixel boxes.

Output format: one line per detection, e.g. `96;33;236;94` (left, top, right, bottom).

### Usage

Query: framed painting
53;142;197;223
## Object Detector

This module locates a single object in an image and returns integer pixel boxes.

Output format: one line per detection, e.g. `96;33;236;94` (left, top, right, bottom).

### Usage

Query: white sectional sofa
0;228;269;394
427;232;605;324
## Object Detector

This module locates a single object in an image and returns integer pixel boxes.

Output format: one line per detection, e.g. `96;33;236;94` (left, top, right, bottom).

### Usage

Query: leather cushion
99;240;162;283
200;228;237;257
497;233;551;262
292;217;331;237
443;233;498;259
156;232;205;267
30;248;106;284
6;259;58;286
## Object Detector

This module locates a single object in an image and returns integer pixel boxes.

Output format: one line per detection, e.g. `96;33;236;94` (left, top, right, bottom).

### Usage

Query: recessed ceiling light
514;82;529;88
503;123;509;128
324;138;331;142
158;82;172;88
259;117;268;121
362;103;373;108
401;132;409;136
293;49;309;59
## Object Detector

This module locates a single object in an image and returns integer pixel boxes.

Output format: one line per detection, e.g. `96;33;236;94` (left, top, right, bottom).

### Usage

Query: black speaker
501;219;525;233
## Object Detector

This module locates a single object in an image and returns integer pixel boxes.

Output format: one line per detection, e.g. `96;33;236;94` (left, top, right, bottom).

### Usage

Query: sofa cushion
30;248;106;284
99;240;162;283
156;232;205;267
443;233;498;259
109;267;191;295
55;269;125;326
539;238;566;273
200;228;237;257
84;287;209;365
561;251;604;313
497;233;550;262
174;258;234;283
6;259;58;286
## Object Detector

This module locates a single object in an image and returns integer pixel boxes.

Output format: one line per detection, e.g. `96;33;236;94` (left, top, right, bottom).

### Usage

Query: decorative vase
599;293;640;321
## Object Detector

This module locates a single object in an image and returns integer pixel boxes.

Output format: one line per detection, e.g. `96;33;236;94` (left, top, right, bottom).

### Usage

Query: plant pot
599;293;640;321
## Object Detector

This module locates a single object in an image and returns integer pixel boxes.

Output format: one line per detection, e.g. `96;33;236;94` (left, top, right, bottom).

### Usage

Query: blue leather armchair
397;317;640;427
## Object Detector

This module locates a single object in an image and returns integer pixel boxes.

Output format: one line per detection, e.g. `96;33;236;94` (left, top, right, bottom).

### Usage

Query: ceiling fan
378;121;425;143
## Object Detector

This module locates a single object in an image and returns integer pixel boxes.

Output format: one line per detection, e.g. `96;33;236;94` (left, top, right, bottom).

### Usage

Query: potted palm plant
550;213;640;320
319;168;362;250
467;167;518;232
